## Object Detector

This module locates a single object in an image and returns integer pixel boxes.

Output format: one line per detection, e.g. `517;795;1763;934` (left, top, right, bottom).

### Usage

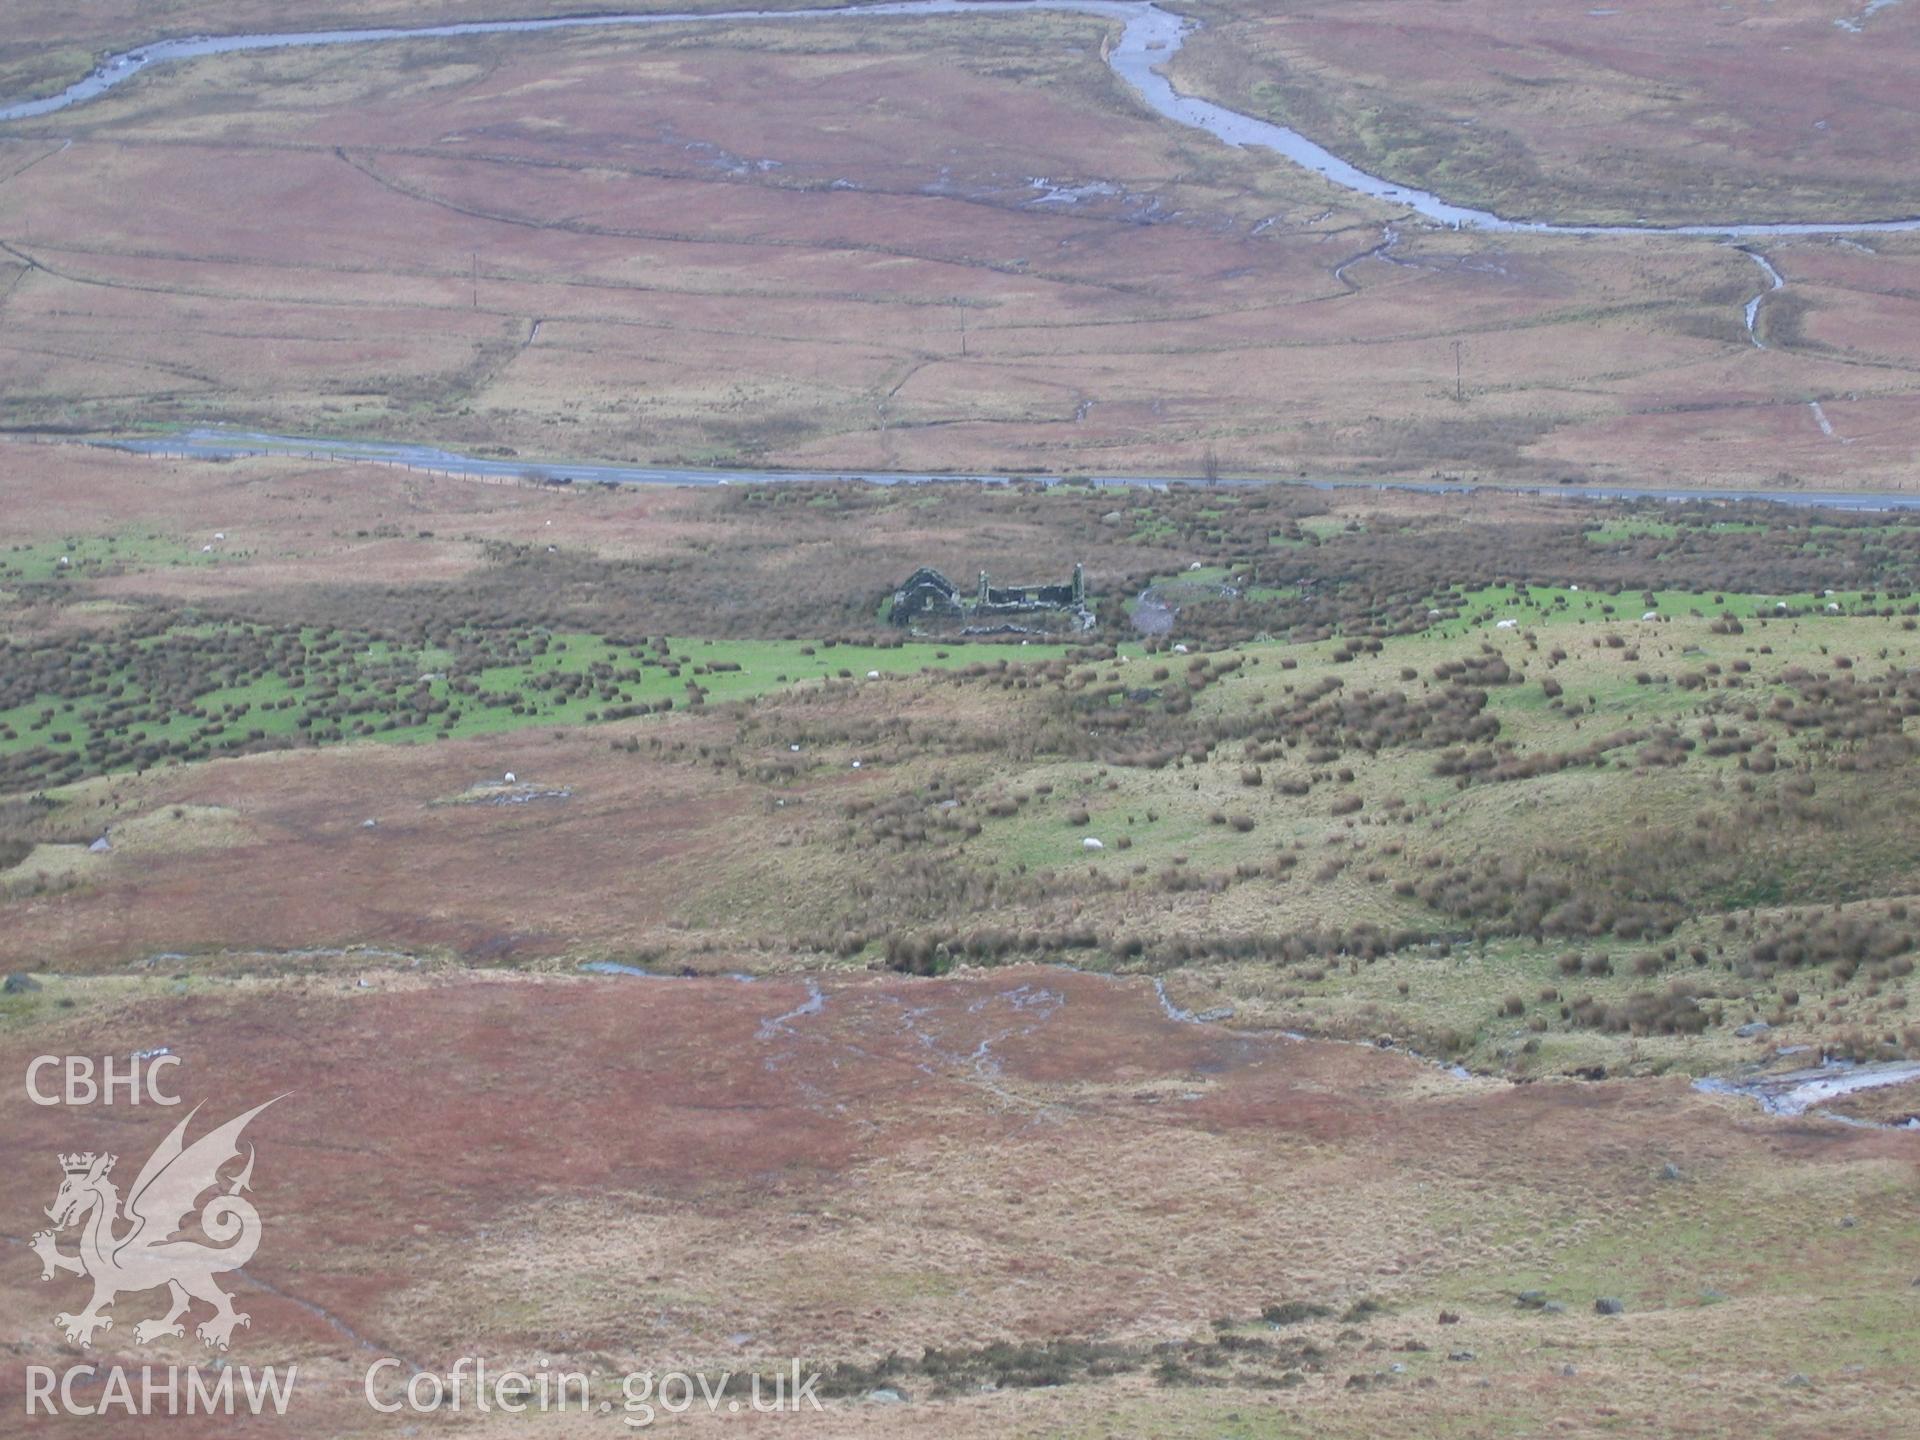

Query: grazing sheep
1082;837;1104;851
1496;618;1517;630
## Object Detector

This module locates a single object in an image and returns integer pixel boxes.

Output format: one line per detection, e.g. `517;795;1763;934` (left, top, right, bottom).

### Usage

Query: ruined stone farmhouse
889;563;1092;634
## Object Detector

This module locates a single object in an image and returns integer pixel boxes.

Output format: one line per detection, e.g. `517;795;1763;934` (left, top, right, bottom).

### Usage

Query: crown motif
59;1152;111;1176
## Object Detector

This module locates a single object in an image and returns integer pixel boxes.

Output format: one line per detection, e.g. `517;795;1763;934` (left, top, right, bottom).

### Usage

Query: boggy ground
0;964;1912;1436
8;453;1920;1091
5;437;1920;1438
1178;0;1920;226
1;6;1918;488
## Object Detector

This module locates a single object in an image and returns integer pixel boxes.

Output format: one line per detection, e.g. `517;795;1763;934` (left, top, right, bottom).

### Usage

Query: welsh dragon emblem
31;1098;281;1350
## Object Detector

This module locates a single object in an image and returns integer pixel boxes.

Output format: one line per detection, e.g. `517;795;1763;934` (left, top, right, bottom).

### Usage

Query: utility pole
471;251;478;310
1450;339;1464;402
956;298;967;358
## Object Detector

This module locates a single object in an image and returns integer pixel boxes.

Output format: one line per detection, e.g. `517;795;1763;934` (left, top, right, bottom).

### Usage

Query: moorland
0;0;1917;487
2;1;1918;1435
3;448;1918;1434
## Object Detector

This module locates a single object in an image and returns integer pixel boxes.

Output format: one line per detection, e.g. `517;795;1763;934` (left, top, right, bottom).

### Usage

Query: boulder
1595;1297;1625;1316
3;973;41;994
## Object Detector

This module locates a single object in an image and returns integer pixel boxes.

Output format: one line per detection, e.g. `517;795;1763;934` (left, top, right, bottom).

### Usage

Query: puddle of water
756;978;826;1039
578;960;658;978
1150;976;1232;1025
1693;1058;1920;1119
1835;0;1904;31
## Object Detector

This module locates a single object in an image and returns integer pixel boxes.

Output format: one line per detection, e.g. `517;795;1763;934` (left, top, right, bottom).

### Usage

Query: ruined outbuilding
889;563;1092;634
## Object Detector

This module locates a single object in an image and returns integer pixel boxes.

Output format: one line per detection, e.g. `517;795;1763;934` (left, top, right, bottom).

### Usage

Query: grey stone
1735;1020;1771;1037
1447;1350;1475;1363
867;1388;905;1405
2;973;40;994
1595;1297;1625;1316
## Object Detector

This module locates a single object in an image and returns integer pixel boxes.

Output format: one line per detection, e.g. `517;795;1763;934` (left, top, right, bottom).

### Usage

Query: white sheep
504;771;516;783
1496;618;1517;630
1082;837;1104;851
866;670;880;679
1642;611;1659;621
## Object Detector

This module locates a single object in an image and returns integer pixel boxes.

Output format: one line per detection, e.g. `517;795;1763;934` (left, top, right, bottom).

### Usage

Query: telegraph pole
1450;340;1464;402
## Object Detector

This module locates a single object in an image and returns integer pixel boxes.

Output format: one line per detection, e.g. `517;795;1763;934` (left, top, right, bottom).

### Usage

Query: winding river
3;0;1918;238
86;428;1920;510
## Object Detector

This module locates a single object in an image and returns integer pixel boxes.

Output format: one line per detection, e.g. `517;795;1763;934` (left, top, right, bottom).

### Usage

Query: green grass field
0;625;1081;789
